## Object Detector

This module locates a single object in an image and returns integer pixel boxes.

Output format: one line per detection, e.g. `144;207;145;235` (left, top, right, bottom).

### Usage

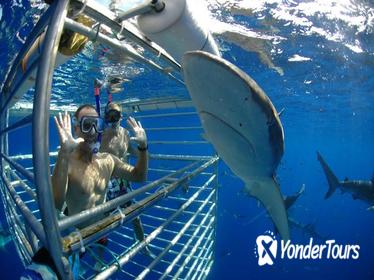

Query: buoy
137;0;220;63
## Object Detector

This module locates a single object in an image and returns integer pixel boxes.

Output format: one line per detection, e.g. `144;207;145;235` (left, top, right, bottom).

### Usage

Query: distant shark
317;152;374;210
241;184;326;241
282;185;327;241
288;218;328;242
284;184;305;210
183;51;289;240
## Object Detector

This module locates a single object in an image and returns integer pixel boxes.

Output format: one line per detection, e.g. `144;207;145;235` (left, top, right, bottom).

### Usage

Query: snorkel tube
92;78;104;153
106;85;113;104
94;78;103;117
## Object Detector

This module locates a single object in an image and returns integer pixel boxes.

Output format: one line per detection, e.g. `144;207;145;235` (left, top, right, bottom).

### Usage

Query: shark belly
182;51;289;240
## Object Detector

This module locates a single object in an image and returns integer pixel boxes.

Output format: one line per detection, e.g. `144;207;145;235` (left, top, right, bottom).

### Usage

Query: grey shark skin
182;51;289;240
317;152;374;208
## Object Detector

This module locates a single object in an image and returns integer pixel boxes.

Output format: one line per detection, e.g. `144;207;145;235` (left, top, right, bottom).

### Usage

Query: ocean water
0;0;374;279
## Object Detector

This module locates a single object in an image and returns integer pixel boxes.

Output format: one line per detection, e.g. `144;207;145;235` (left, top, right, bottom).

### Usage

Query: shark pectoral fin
246;178;290;241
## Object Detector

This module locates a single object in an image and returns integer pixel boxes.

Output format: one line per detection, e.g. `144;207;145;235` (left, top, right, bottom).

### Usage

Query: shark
182;51;289;240
284;184;305;210
317;151;374;210
282;185;327;241
288;218;328;242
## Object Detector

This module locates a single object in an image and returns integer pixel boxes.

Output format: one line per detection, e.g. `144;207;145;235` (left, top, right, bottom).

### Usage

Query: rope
115;22;125;41
71;0;88;19
91;22;102;43
112;206;126;225
155;184;168;197
75;230;86;254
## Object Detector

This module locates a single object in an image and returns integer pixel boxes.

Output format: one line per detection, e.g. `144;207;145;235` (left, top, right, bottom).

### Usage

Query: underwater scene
0;0;373;279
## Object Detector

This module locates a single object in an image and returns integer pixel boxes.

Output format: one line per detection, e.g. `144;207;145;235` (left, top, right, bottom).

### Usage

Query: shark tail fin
246;177;290;241
317;152;339;199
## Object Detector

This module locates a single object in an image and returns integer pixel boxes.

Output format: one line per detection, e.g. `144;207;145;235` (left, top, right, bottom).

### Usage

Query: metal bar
150;154;214;161
186;237;214;280
1;5;53;109
199;259;214;280
58;160;201;231
134;223;210;247
9;152;213;162
146;126;202;131
148;141;208;145
116;0;154;22
120;97;192;111
149;167;213;176
171;219;214;280
212;160;219;264
137;190;215;280
145;241;209;263
7;201;34;259
63;18;183;85
161;205;215;280
1;172;47;245
178;194;216;280
70;0;180;71
4;56;40;111
67;175;192;253
192;245;214;280
93;165;217;280
129;259;165;277
140;219;212;241
0;114;33;136
195;252;214;280
184;233;215;280
135;111;197;119
8;169;37;200
32;0;71;279
2;190;29;265
13;222;33;262
25;223;39;254
152;205;209;216
1;153;34;183
9;152;57;160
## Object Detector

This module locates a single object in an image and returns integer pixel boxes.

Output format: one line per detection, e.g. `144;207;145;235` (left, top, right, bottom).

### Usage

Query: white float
137;0;220;63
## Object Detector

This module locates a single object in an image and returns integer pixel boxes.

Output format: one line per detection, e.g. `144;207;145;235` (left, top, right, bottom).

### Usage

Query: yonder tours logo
254;231;360;266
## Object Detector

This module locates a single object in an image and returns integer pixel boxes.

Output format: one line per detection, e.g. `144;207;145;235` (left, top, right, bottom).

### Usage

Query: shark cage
0;0;218;279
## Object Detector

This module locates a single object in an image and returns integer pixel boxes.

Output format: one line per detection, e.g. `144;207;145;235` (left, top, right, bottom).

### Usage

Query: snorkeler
52;104;148;228
100;102;154;257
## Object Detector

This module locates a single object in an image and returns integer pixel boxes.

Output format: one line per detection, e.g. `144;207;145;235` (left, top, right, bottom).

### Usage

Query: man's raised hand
54;111;84;153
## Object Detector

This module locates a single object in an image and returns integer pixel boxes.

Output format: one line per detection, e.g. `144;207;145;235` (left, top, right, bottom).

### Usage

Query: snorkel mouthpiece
108;121;120;129
89;141;100;154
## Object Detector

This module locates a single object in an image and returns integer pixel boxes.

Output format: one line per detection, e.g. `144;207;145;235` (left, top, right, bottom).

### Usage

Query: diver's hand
54;111;84;154
127;117;147;149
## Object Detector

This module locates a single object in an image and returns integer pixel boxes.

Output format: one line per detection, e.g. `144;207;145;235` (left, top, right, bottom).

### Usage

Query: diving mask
74;116;105;134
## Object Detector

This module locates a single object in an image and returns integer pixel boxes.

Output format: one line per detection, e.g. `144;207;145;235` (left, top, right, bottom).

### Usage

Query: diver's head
104;102;122;129
73;104;104;143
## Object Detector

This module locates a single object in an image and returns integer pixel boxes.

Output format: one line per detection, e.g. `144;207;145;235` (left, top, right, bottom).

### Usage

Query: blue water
1;0;374;279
